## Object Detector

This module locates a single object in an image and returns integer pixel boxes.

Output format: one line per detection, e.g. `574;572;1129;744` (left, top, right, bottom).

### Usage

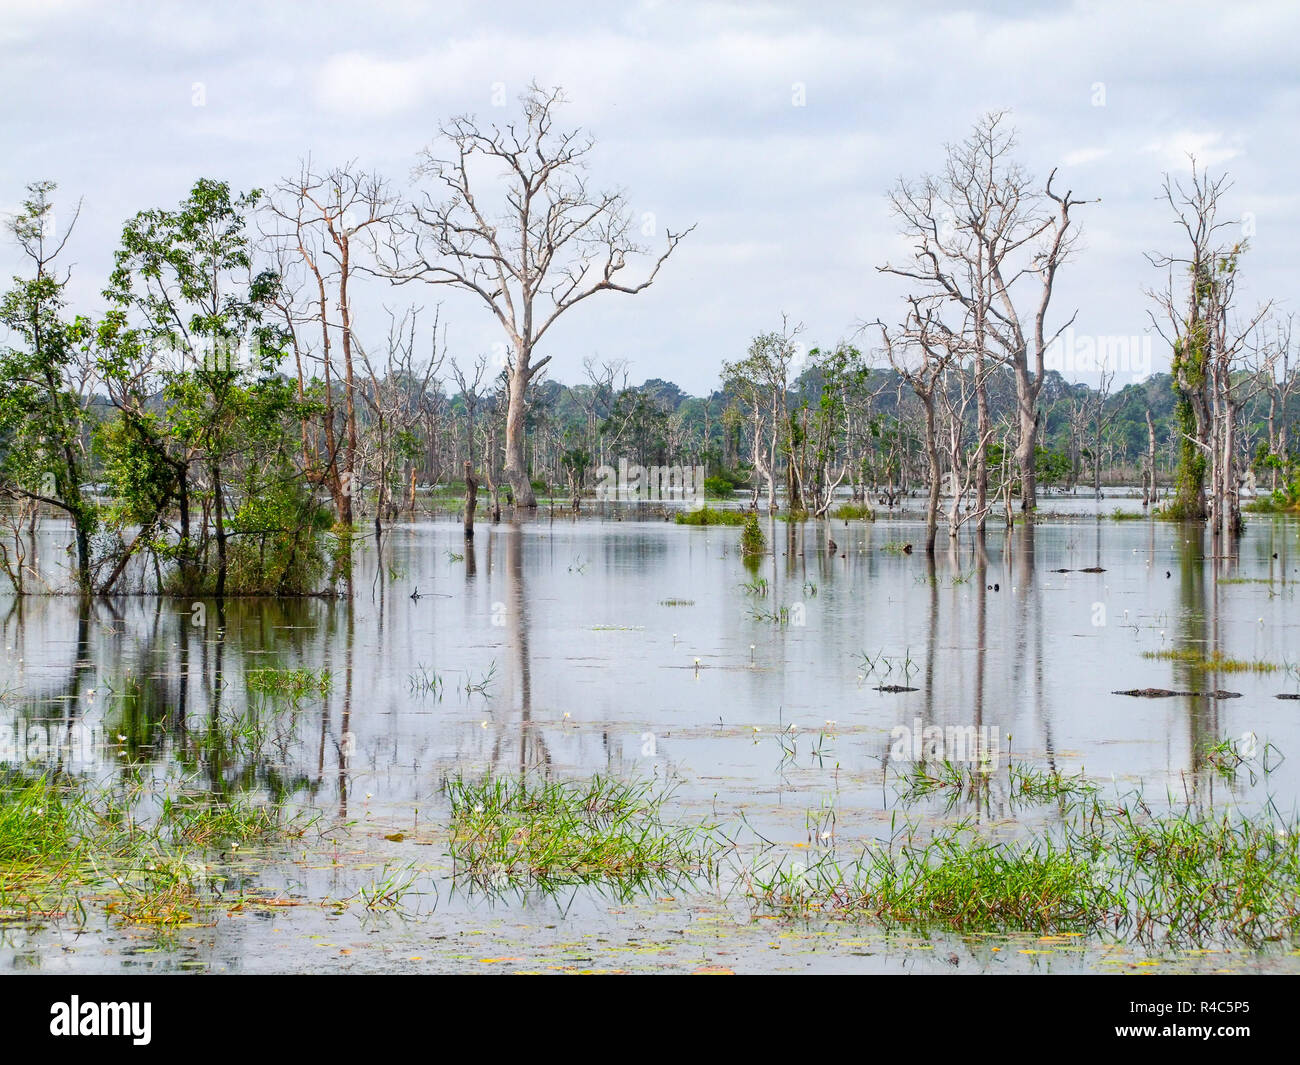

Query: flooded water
2;509;1299;973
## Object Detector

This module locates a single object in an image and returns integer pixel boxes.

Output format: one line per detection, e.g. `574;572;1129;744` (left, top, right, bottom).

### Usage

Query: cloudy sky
2;0;1297;394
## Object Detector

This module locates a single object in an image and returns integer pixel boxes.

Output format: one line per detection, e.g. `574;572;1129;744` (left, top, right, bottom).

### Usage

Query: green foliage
675;505;747;526
0;182;99;590
444;774;715;892
741;510;766;555
831;502;873;520
1034;446;1071;487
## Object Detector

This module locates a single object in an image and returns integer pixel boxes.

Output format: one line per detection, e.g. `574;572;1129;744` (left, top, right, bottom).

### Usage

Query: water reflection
1;516;1297;828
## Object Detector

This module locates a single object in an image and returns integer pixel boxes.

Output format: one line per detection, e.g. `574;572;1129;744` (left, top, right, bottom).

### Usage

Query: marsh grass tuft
1143;648;1279;673
0;769;311;927
744;767;1300;946
247;667;332;699
675;506;746;526
443;774;716;893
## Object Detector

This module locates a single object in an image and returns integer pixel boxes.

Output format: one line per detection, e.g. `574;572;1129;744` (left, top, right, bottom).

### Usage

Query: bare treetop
387;82;693;366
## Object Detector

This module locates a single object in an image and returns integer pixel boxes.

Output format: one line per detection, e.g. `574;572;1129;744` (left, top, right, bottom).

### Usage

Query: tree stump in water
463;461;478;539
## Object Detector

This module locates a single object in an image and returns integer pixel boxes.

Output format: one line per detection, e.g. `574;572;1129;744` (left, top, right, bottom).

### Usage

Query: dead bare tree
383;83;692;508
881;112;1089;514
871;300;958;554
1262;313;1298;493
355;307;445;536
263;160;399;526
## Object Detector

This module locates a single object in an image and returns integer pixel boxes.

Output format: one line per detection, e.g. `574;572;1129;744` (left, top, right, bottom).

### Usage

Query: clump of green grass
749;604;802;625
740;511;766;556
897;759;1095;807
1009;763;1098;802
658;597;695;606
675;505;747;526
408;664;445;698
1110;507;1148;521
744;783;1300;945
0;769;309;928
1143;648;1279;673
832;502;873;520
443;774;716;892
247;667;332;699
745;824;1117;932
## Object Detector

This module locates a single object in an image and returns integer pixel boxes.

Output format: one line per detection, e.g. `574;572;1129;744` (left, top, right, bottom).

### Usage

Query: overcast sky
2;0;1297;394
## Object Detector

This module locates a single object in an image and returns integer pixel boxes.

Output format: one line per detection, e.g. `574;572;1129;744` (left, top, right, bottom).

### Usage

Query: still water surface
2;511;1298;972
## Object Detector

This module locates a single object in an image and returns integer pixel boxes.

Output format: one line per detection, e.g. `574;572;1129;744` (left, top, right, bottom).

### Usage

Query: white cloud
1063;147;1112;167
1141;131;1244;170
315;52;430;117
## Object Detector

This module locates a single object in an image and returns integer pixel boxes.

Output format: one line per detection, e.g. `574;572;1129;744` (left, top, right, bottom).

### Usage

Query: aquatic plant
675;506;747;526
443;774;716;892
740;511;766;555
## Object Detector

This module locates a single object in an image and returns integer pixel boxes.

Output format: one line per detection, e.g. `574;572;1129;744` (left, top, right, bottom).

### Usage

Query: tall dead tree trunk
386;83;692;510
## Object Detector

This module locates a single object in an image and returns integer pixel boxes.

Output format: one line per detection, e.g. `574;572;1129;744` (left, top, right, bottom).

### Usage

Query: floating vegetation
443;774;716;893
1142;648;1279;673
658;598;695;607
831;503;873;520
740;577;769;597
246;667;332;699
675;506;747;526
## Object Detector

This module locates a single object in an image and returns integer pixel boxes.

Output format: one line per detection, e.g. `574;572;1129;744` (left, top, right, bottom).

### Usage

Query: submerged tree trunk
1144;408;1157;506
1014;361;1039;512
463;460;478;538
504;358;536;509
923;397;941;555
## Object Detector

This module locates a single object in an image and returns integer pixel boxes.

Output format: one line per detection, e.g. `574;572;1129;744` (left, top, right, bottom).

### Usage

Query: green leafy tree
95;179;291;595
0;181;98;592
